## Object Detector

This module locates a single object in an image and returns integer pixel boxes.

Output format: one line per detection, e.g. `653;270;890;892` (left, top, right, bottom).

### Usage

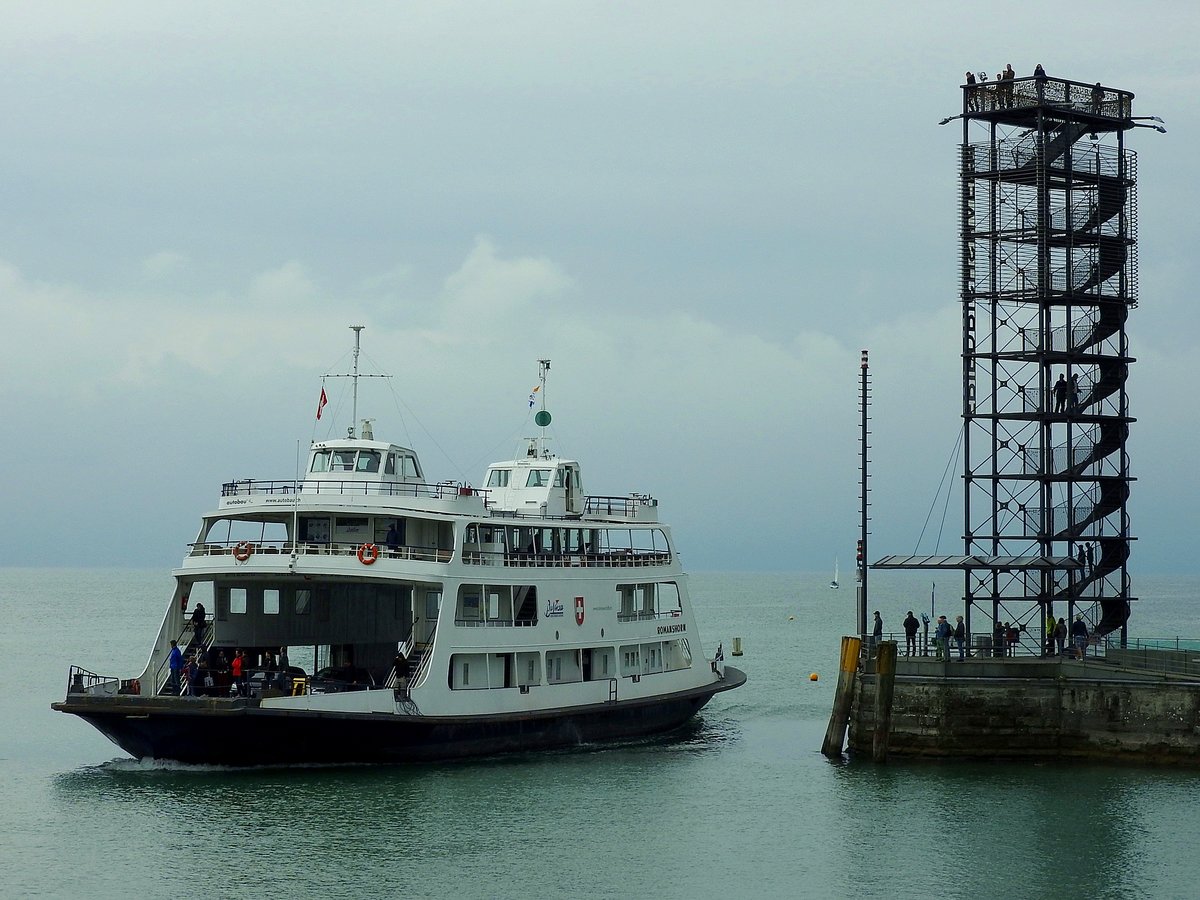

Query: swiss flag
316;387;328;420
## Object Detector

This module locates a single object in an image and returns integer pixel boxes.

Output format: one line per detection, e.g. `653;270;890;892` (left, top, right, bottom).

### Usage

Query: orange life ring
233;541;254;561
357;542;379;565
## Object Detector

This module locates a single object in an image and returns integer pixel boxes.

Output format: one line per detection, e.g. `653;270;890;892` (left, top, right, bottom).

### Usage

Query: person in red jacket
231;649;245;696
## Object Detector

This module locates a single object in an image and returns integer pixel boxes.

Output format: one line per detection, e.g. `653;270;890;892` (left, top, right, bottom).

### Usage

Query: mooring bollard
821;635;862;757
873;640;898;763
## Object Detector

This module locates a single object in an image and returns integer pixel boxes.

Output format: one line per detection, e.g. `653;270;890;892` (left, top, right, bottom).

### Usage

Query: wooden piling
872;639;898;763
821;635;862;758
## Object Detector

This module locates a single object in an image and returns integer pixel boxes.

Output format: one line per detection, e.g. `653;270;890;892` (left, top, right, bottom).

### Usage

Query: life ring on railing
357;542;379;565
233;541;254;561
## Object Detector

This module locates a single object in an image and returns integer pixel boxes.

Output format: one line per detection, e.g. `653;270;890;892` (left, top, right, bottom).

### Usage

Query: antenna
321;325;390;439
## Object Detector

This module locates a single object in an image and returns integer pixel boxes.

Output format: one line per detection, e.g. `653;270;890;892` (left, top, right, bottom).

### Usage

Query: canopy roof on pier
872;554;1082;571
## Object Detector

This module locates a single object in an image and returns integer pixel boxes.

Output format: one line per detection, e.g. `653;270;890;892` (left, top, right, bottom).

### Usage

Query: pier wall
848;670;1200;764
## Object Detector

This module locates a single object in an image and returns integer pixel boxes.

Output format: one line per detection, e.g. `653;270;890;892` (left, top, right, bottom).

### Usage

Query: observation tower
878;71;1162;650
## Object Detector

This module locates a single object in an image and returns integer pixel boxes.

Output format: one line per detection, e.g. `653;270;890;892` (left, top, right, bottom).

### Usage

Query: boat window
309;450;331;473
356;451;381;473
487;468;511;488
230;588;247;615
526;469;551;487
263;589;280;615
402;455;420;478
332;450;356;471
554;468;565;487
301;517;330;543
295;590;311;615
385;453;397;475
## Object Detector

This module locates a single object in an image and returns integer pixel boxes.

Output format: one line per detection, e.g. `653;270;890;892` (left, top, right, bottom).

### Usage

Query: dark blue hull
54;668;746;766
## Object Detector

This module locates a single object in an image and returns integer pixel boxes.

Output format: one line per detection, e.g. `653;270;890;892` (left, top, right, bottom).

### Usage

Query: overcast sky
1;2;1196;576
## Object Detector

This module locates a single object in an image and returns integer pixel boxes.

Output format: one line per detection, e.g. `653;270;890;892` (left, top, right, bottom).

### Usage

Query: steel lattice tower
957;71;1149;642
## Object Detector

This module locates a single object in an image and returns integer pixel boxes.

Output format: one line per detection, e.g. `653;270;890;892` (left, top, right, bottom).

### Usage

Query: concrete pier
846;650;1200;765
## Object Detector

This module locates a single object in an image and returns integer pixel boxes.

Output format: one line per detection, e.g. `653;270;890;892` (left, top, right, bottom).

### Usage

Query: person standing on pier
903;611;920;656
965;71;978;111
1070;615;1090;659
871;611;883;650
953;615;967;659
934;616;952;661
1054;618;1068;656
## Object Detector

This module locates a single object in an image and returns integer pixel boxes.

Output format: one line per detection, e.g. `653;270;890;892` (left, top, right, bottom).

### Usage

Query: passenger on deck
182;654;197;696
167;640;183;694
191;602;207;644
385;522;400;552
275;647;291;692
393;651;410;690
231;650;245;696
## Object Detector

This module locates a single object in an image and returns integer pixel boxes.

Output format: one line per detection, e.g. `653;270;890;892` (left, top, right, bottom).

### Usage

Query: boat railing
463;549;672;568
221;478;489;502
188;541;453;564
583;494;658;517
65;665;120;696
409;628;437;689
616;608;684;623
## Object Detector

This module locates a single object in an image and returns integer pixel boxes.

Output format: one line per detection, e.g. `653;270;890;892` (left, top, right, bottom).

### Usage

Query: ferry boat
53;328;745;765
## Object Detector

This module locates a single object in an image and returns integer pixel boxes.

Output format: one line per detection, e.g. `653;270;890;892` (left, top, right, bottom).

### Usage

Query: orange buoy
233;541;253;561
809;672;819;682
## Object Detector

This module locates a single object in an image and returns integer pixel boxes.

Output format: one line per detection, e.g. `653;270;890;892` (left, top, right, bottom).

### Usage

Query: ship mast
322;325;389;439
530;359;552;457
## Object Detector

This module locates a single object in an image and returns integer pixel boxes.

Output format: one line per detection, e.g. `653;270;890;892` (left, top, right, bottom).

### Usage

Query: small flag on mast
316;387;328;420
528;385;540;408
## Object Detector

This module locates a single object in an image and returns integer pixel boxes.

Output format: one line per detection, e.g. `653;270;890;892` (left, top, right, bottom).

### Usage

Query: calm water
3;567;1199;899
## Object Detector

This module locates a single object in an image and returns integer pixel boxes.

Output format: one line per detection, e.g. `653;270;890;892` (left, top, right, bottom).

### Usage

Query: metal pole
350;324;364;437
858;349;869;638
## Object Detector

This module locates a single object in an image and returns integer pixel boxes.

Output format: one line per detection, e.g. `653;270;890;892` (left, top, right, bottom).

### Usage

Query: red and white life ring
357;542;379;565
233;541;254;561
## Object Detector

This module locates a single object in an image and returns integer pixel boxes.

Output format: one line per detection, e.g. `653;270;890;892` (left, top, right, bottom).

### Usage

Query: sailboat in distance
830;557;839;590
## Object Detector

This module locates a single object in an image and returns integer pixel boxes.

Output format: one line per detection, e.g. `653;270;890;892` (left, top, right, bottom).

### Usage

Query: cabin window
331;450;356;471
620;645;641;676
356;451;381;473
310;450;331;473
230;588;247;615
450;653;488;690
295;590;311;615
263;589;280;615
403;456;420;478
526;469;551;487
334;517;369;543
554;468;565;487
301;517;330;543
385;453;397;475
487;469;511;488
517;652;541;686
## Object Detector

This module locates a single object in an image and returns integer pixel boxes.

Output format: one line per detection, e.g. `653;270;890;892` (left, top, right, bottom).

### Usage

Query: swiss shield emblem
574;596;585;626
